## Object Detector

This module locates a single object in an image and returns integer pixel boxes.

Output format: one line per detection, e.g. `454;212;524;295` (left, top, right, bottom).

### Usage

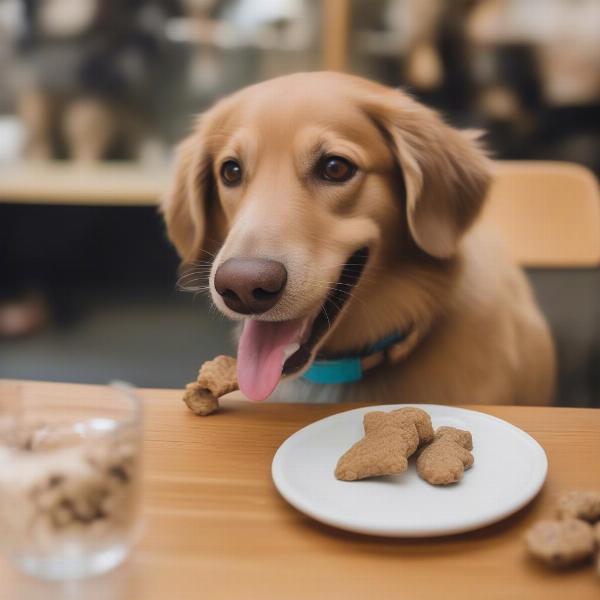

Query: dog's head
162;72;490;400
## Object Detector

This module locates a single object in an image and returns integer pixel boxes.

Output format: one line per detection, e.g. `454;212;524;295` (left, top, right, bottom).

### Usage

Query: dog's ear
365;91;491;258
160;117;221;263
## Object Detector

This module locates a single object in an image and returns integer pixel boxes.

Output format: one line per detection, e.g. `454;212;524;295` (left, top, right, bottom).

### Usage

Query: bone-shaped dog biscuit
416;426;474;485
335;408;434;481
182;355;238;416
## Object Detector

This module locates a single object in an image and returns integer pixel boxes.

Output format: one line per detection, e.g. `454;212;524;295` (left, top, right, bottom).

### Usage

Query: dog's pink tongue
237;318;303;402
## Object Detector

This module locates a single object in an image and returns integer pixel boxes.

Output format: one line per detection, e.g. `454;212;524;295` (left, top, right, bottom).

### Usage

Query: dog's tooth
283;343;300;360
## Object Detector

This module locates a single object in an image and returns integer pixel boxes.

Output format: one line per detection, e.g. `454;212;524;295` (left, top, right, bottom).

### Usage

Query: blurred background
0;0;599;406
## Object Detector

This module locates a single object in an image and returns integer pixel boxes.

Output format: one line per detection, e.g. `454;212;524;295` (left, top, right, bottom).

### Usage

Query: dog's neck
319;250;462;359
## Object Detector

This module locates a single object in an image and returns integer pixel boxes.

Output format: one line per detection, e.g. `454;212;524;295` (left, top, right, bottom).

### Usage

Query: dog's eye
319;156;356;183
220;160;243;186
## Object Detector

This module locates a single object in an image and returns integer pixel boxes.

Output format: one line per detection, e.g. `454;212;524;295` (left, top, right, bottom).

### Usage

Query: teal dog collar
302;331;409;385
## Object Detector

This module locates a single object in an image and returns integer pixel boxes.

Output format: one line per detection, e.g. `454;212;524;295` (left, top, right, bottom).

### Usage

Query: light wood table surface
1;380;599;600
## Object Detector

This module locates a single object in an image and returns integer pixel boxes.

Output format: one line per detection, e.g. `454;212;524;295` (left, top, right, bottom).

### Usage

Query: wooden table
1;381;599;599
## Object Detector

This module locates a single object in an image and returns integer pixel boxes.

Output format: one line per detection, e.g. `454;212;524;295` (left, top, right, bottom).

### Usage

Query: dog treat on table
182;355;238;416
335;407;433;481
525;519;595;567
523;489;600;576
557;490;600;523
416;426;474;485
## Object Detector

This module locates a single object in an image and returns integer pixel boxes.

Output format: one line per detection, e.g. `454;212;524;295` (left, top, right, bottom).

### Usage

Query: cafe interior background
0;0;599;407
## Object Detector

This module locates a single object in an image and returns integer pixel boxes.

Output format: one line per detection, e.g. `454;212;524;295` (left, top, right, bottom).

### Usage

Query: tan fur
161;72;555;406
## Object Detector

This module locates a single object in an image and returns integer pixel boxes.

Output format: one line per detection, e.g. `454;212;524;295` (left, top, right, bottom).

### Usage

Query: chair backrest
478;161;600;267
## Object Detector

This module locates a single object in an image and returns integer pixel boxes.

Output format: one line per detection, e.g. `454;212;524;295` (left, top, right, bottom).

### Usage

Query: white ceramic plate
272;404;547;537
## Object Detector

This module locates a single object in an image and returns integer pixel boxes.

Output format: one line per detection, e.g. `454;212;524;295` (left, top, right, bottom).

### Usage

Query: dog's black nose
214;258;287;314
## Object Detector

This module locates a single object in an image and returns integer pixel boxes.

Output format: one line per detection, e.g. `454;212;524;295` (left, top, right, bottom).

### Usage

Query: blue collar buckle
302;331;408;385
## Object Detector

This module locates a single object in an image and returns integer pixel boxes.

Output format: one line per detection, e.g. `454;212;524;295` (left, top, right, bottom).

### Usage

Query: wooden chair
480;161;600;407
479;161;600;267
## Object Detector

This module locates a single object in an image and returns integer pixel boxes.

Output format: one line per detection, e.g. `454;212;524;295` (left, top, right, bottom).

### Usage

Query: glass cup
0;380;143;580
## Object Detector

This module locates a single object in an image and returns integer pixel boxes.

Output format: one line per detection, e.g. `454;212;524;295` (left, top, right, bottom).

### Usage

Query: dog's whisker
179;274;211;279
320;304;332;330
178;275;211;282
323;283;371;316
177;286;208;292
331;262;383;272
183;268;213;273
177;279;210;286
313;279;371;293
320;281;360;288
184;261;214;268
178;277;211;284
177;270;212;277
182;263;214;272
192;290;211;301
177;277;210;285
178;270;211;276
177;283;210;291
180;265;213;271
186;255;213;260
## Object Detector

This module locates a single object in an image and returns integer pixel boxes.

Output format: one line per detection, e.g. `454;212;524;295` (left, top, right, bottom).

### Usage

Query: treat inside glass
0;380;143;580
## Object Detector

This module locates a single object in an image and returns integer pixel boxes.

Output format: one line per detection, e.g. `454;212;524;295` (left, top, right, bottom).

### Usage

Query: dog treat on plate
525;519;595;567
335;408;433;481
557;490;600;523
182;355;238;416
416;426;474;485
389;407;434;445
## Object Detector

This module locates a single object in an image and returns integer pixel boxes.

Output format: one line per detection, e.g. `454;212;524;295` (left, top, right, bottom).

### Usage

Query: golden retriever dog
162;72;555;406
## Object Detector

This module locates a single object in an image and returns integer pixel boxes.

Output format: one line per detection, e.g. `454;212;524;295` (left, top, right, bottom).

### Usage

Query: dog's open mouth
236;247;369;401
282;247;370;376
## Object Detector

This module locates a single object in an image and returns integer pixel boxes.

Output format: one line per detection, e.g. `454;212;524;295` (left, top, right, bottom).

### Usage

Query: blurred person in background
467;0;600;172
351;0;477;123
383;0;473;108
0;0;178;338
15;0;176;162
